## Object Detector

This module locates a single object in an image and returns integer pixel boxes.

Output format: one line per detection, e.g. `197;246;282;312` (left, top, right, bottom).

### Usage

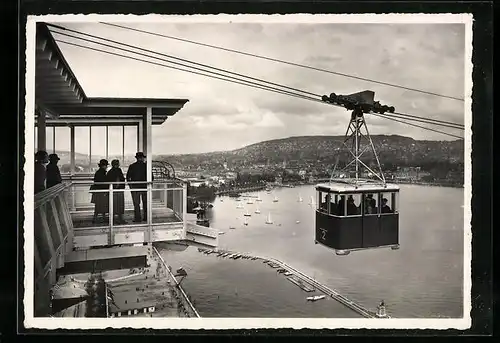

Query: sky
40;19;467;155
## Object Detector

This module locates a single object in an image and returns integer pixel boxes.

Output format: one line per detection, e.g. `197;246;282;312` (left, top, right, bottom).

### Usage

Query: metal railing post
164;183;168;209
182;182;187;234
109;184;114;245
147;182;153;243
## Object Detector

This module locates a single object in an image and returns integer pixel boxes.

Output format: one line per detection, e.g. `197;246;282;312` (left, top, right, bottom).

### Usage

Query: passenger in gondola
347;195;358;215
34;150;48;194
91;159;109;223
365;193;376;214
329;198;338;215
337;195;346;216
381;198;392;213
320;199;328;212
106;159;127;224
46;153;62;189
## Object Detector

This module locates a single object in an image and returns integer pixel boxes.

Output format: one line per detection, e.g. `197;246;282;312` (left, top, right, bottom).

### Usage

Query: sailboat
244;209;251;217
309;196;315;206
298;193;303;202
247;198;254;204
255;206;261;214
256;193;262;202
243;217;248;226
265;212;273;224
273;196;279;202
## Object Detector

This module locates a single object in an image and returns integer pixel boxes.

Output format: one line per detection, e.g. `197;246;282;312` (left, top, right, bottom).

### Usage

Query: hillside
158;135;464;170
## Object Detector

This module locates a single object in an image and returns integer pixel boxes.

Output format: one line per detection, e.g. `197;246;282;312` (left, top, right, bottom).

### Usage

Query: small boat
296;220;300;224
236;203;243;209
218;231;225;235
265;212;273;224
244;209;251;217
220;198;223;202
236;198;241;202
256;193;262;202
298;194;303;202
284;272;293;276
273;196;279;202
306;295;326;302
309;196;315;206
247;199;254;204
229;226;236;230
376;301;388;318
243;217;249;226
255;207;261;214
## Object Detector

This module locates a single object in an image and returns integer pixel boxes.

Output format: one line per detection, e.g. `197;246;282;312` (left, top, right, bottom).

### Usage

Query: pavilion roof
35;23;189;126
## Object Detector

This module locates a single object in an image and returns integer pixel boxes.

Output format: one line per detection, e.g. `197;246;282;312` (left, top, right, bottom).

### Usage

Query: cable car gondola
315;92;400;255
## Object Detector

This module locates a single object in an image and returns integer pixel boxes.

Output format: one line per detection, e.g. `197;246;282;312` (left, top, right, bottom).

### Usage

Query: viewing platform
31;22;218;318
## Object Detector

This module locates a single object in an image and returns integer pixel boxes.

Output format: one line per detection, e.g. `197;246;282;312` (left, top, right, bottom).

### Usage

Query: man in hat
126;152;148;222
34;150;48;194
46;153;62;189
91;159;110;223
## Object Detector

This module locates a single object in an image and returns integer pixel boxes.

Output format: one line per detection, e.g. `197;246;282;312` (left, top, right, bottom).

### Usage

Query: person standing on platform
127;152;148;222
34;150;48;194
91;159;109;223
46;153;62;189
106;159;127;224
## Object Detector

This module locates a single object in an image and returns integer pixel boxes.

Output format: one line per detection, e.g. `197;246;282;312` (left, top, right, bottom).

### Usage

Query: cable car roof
315;180;400;193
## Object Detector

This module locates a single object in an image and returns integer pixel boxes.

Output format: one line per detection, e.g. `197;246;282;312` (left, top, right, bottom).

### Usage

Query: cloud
49;20;467;154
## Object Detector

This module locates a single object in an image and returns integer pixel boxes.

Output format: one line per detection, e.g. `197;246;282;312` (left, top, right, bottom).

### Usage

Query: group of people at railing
91;152;150;224
35;150;151;225
34;150;62;194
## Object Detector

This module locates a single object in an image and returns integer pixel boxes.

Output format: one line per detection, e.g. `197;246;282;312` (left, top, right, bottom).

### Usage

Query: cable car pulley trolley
315;90;400;256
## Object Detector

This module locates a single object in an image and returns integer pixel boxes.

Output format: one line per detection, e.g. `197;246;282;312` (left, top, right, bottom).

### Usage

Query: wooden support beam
36;38;48;52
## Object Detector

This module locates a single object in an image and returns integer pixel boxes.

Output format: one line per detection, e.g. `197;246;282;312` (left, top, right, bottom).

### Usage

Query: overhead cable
53;35;464;139
100;21;465;102
49;25;464;130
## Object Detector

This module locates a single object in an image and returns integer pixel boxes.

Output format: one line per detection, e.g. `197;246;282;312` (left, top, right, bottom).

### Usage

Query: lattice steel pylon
330;108;386;185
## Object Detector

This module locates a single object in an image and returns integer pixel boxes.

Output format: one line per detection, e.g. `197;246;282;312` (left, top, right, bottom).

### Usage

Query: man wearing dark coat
46;153;62;189
126;152;148;222
106;159;126;224
91;159;109;223
34;150;48;194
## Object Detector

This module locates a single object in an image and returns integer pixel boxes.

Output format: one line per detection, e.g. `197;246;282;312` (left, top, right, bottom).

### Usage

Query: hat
111;159;120;167
48;153;60;161
98;159;109;167
135;152;146;158
35;150;48;161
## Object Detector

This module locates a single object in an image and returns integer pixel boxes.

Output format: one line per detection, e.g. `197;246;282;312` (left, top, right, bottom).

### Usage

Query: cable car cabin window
363;192;379;215
345;194;362;216
316;191;330;214
380;192;398;214
328;193;339;216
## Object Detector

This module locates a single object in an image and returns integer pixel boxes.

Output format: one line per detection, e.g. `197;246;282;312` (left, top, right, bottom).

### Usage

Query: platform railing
63;180;187;246
33;183;74;317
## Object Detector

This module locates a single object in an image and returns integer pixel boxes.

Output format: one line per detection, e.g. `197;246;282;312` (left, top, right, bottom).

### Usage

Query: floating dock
197;248;390;318
287;276;315;292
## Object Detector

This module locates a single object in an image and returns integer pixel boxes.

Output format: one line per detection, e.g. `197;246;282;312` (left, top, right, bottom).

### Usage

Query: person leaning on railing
34;150;48;194
106;159;127;225
46;153;62;189
91;159;109;223
126;152;148;222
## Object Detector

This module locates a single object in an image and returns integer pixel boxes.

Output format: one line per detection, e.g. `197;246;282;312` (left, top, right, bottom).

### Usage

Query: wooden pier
197;248;390;318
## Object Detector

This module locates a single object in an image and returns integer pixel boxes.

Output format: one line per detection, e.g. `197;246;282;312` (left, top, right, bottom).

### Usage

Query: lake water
159;184;464;318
